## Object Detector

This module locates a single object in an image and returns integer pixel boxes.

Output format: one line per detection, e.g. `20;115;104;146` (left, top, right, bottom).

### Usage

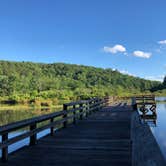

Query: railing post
63;104;67;128
30;123;37;146
2;133;8;162
73;105;76;124
50;118;54;136
85;102;89;117
79;103;83;120
100;98;103;108
89;101;92;115
103;98;105;108
94;99;98;112
132;97;137;110
94;99;97;112
97;98;100;111
104;97;108;107
99;99;102;110
91;100;94;113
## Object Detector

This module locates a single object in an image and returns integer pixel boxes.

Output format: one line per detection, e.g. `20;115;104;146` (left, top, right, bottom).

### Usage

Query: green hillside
0;61;160;104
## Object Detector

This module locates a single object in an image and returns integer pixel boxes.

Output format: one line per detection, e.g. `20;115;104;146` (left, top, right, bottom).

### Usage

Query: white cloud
158;40;166;45
133;50;152;58
103;44;126;54
145;75;164;82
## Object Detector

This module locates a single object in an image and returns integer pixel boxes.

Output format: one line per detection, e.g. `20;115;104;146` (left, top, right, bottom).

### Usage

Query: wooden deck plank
1;104;132;166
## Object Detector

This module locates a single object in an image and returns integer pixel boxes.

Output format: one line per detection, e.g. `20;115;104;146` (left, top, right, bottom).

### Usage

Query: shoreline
0;104;62;111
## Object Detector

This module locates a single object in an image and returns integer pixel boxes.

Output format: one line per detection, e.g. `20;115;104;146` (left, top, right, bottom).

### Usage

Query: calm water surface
150;97;166;159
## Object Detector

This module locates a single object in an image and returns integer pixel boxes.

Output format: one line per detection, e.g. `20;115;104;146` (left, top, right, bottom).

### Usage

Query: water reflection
0;107;61;126
150;97;166;159
136;97;166;159
140;114;157;127
138;104;157;127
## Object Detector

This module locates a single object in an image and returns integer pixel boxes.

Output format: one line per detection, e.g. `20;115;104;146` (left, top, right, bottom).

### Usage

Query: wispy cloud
155;40;166;53
133;50;151;58
158;40;166;45
103;44;126;54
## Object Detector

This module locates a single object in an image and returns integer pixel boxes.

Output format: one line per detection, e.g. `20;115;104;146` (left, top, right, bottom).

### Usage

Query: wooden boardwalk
1;103;132;166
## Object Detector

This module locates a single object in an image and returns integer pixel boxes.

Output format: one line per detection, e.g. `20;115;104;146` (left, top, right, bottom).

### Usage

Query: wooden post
63;104;67;128
50;118;54;136
132;97;137;110
30;123;37;146
93;100;96;112
89;101;92;115
2;133;8;162
97;99;100;111
85;102;89;117
80;103;83;120
94;100;97;112
105;97;108;106
73;105;76;124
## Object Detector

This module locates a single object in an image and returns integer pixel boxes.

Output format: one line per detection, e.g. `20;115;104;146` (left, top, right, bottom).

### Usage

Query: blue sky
0;0;166;81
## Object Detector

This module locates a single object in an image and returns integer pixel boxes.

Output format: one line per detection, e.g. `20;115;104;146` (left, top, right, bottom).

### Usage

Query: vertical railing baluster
80;103;83;120
30;123;37;146
96;99;99;111
73;105;76;124
89;100;92;115
63;104;67;128
50;118;54;136
2;133;8;162
94;99;97;112
85;102;89;117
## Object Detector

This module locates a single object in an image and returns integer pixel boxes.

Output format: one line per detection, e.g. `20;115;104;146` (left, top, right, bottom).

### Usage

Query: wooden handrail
0;97;106;162
131;95;156;110
0;111;65;134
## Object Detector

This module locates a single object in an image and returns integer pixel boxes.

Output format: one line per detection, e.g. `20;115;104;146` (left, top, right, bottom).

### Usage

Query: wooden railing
132;95;156;110
0;97;107;162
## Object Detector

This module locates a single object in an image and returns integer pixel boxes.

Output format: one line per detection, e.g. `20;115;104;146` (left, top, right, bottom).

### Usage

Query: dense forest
0;61;162;105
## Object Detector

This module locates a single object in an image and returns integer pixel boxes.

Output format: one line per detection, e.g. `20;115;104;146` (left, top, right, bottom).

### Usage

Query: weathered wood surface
0;98;104;161
1;103;132;166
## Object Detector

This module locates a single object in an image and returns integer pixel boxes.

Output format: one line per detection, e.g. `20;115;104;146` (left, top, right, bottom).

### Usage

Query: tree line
0;60;161;105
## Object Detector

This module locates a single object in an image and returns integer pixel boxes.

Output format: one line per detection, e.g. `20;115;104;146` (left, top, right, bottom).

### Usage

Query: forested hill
0;61;160;103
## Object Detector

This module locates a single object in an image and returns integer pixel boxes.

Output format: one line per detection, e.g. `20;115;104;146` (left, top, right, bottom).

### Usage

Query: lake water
150;97;166;159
